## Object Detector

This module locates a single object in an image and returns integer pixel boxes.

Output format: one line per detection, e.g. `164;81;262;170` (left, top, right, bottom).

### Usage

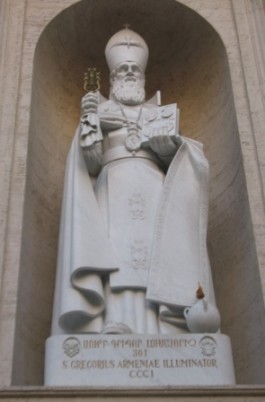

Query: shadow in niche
14;0;265;385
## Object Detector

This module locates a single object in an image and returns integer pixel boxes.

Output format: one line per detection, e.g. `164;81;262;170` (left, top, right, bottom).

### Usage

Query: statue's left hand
149;129;178;156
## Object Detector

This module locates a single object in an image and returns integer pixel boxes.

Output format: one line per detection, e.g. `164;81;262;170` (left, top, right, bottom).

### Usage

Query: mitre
105;28;149;72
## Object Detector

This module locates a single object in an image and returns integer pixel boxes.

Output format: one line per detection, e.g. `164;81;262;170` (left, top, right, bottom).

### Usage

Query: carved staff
83;67;100;93
80;67;103;148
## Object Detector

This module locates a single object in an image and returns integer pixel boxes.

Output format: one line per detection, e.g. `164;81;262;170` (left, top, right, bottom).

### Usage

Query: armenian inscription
45;334;235;386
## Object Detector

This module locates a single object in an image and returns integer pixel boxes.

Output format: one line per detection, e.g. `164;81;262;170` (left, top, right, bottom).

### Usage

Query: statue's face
110;61;145;106
114;61;143;82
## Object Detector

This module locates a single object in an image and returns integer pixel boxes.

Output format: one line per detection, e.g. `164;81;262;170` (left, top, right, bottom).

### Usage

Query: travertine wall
0;0;265;398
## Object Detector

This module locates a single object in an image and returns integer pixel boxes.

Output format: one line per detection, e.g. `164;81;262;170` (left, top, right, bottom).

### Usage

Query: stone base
45;334;235;386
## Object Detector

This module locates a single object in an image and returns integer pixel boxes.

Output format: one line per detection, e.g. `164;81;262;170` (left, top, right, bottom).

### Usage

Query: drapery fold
147;138;215;315
51;132;118;334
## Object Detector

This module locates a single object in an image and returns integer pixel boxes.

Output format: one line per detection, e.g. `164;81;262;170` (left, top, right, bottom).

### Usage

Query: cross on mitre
105;28;149;72
122;23;133;49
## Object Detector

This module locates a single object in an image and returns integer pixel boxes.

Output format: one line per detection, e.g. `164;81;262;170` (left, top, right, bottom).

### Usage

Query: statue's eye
132;65;140;73
118;65;128;73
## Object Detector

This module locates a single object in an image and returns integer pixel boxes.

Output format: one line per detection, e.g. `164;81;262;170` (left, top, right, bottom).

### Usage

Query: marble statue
51;28;217;336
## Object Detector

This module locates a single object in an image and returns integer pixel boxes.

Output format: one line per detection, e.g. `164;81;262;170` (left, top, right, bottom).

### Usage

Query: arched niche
14;0;265;385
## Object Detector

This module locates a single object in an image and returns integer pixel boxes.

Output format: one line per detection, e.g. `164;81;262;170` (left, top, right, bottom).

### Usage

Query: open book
141;102;180;146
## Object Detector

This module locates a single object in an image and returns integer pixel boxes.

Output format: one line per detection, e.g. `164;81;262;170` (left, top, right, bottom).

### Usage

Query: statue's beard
110;78;145;106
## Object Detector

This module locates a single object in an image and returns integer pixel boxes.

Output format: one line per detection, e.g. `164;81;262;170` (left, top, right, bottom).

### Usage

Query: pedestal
45;334;235;386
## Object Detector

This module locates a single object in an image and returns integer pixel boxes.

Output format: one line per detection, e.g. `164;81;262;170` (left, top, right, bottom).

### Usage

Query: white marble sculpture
51;28;218;336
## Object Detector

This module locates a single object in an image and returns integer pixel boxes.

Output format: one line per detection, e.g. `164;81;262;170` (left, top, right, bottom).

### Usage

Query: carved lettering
147;338;196;348
163;359;217;368
70;360;115;369
83;339;109;349
62;360;68;369
117;359;160;369
129;369;154;378
111;339;143;348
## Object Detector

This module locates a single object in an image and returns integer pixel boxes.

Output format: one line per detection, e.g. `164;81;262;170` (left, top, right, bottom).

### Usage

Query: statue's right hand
81;92;98;115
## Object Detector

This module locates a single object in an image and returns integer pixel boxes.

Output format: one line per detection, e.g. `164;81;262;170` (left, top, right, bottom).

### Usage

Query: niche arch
15;0;265;385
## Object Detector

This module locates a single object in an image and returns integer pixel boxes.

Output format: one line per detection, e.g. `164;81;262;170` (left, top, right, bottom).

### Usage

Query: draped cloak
51;112;215;335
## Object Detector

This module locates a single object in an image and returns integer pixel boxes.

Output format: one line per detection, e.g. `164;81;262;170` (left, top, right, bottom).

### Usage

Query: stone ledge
0;386;265;401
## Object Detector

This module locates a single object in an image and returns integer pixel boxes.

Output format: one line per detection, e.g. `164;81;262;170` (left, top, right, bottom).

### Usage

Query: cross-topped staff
83;67;100;93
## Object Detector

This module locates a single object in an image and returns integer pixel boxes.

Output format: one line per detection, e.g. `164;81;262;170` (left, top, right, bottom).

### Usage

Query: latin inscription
60;335;218;380
62;358;217;370
45;334;236;386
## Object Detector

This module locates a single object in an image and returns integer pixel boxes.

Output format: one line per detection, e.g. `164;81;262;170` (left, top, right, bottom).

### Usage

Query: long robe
51;104;215;335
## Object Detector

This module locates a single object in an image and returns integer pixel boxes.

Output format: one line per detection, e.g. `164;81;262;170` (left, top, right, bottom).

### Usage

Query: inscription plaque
45;334;235;386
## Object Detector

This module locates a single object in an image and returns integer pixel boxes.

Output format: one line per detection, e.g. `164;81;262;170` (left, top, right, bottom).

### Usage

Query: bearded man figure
51;28;216;336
